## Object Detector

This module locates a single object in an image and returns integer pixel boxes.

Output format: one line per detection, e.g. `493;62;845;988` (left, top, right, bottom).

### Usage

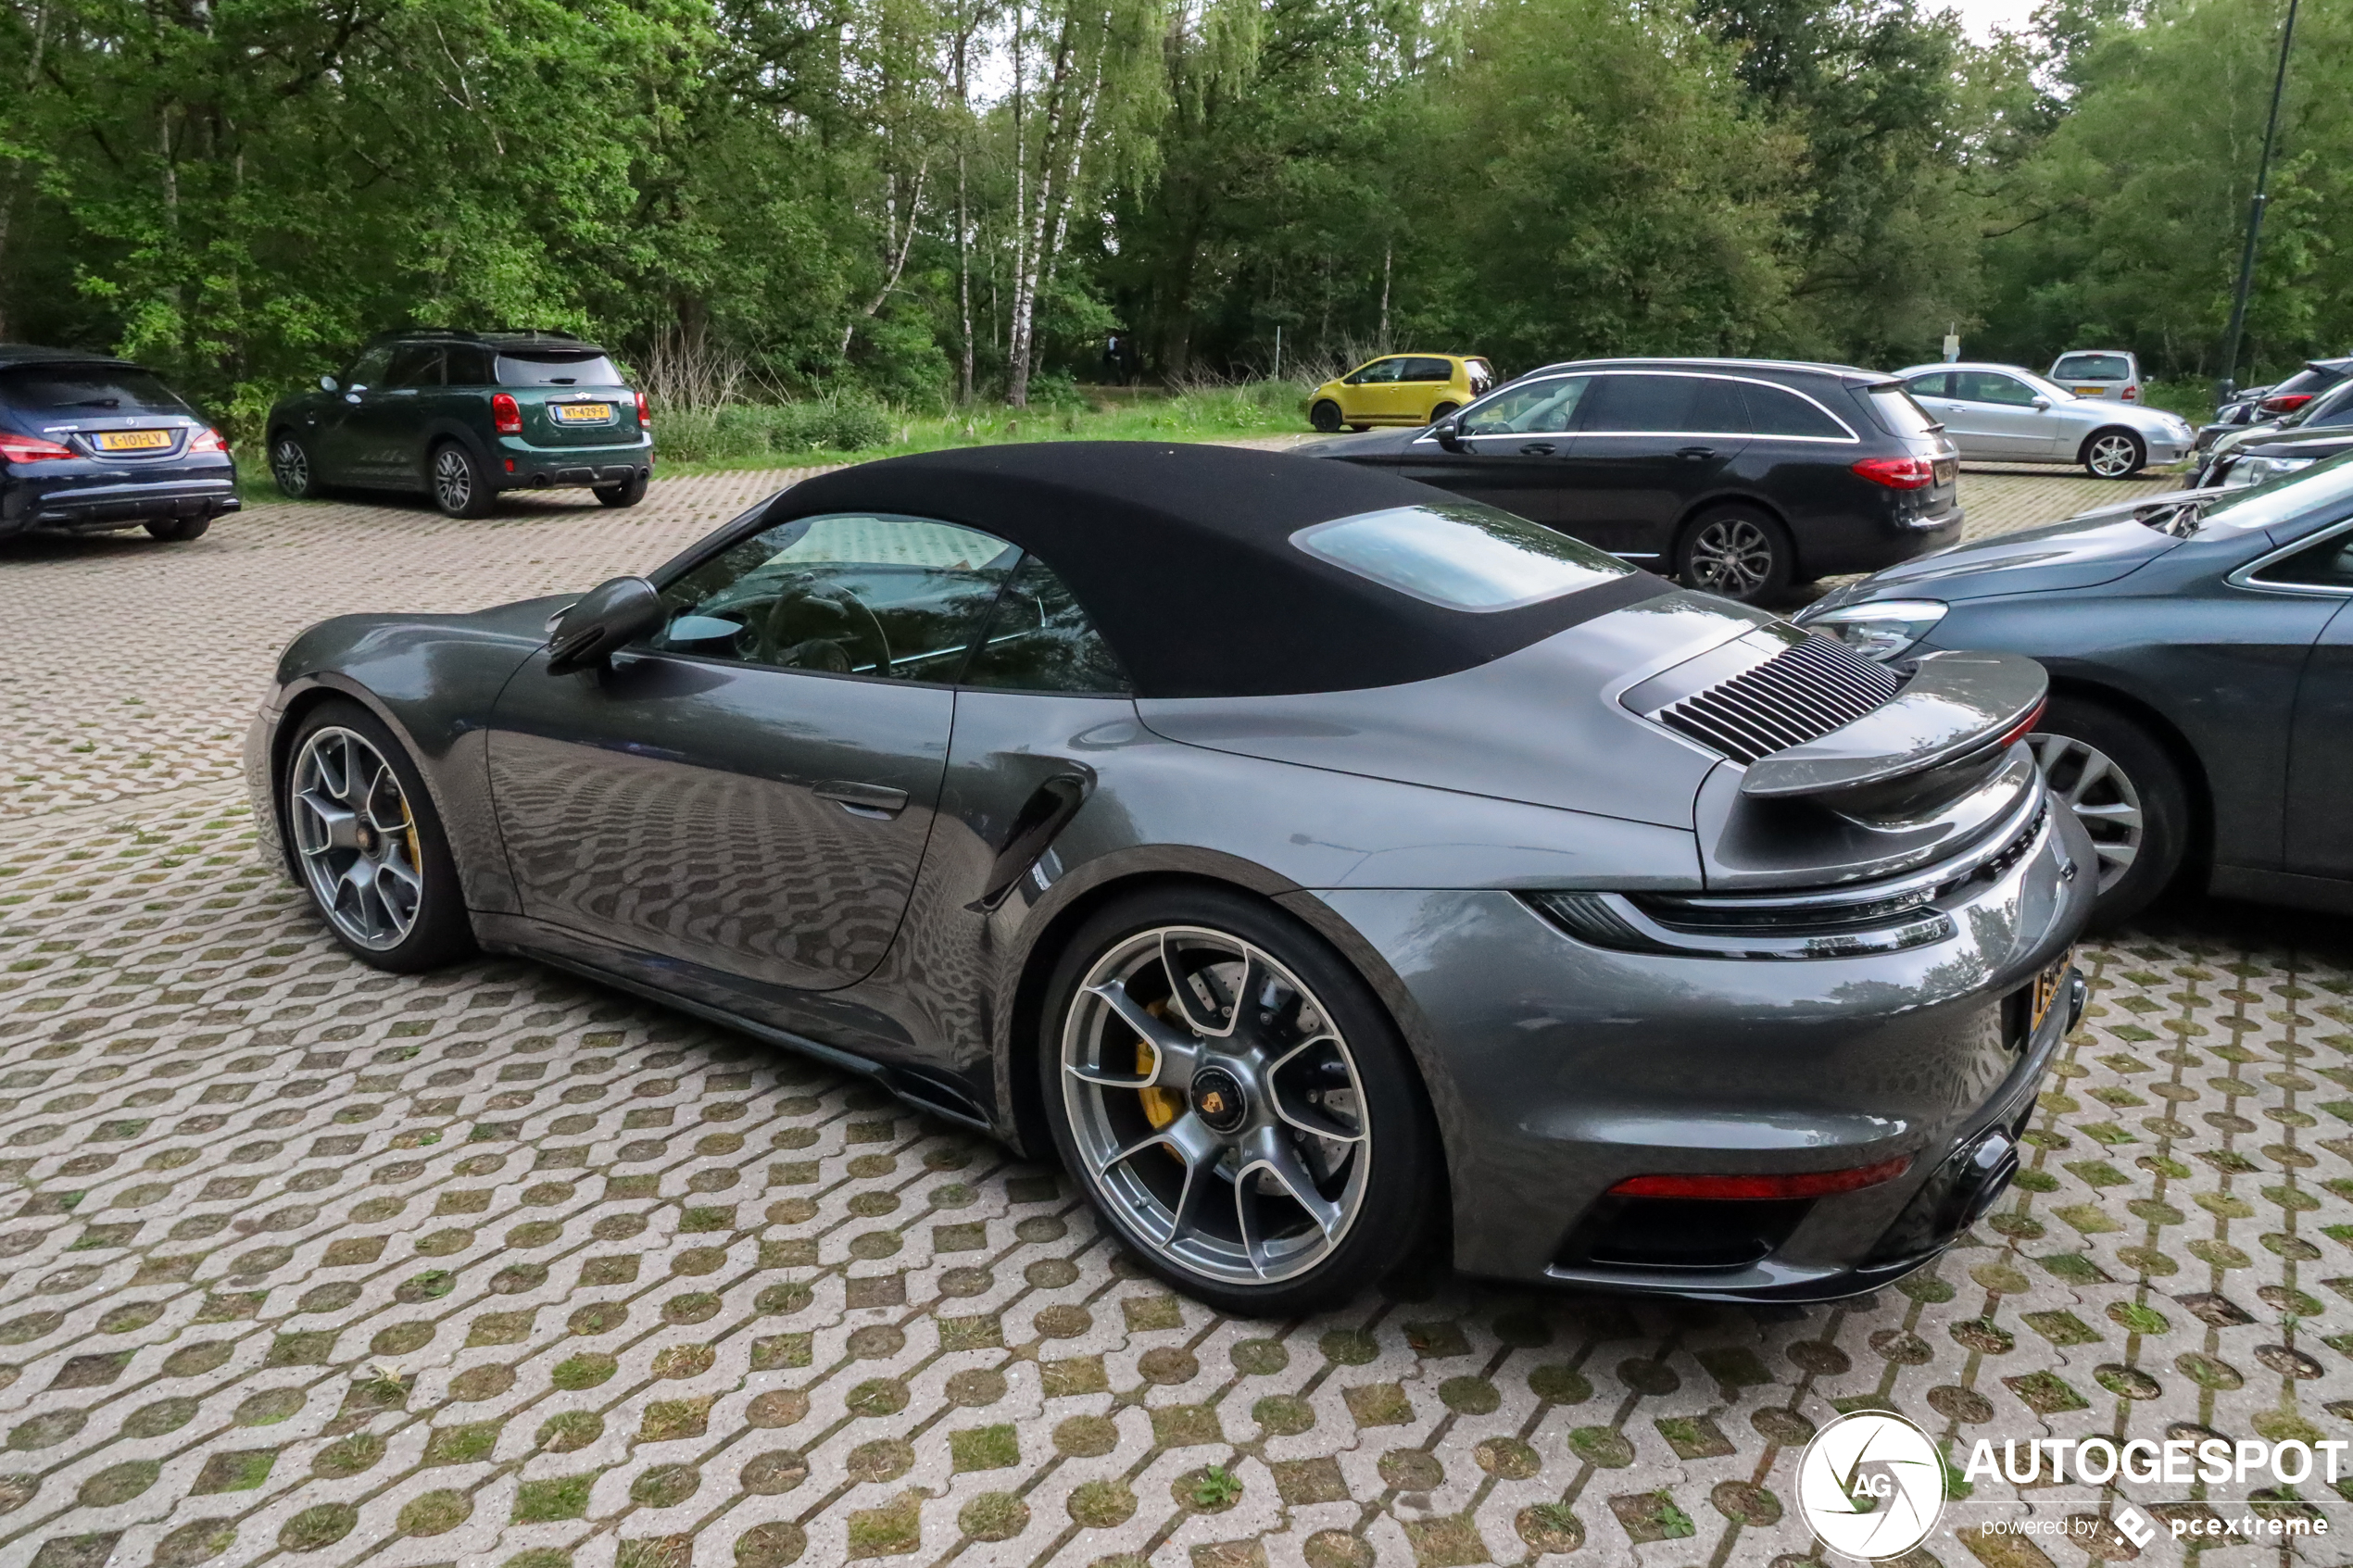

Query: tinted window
1294;502;1633;611
1346;358;1403;385
963;557;1127;693
1463;376;1590;435
446;345;496;385
0;365;189;414
1906;372;1952;399
344;345;393;389
1869;387;1942;437
385;345;444;388
1578;373;1749;434
652;513;1019;680
1399;358;1453;382
1954;371;2040;407
2054;354;2131;380
497;351;623;386
1743;383;1851;439
2255;527;2353;588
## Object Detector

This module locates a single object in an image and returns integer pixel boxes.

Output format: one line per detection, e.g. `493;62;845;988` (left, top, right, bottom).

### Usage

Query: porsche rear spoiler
1737;650;2046;815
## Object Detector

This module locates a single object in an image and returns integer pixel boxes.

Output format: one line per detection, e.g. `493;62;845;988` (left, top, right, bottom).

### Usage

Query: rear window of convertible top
1291;502;1633;612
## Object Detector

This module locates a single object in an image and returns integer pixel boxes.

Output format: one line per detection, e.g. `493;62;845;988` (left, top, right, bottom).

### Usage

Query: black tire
1038;884;1442;1316
270;431;315;499
144;514;211;542
280;699;476;972
1309;400;1343;434
2082;428;2145;479
1675;505;1795;605
430;441;495;519
594;471;648;508
2028;696;2189;931
1346;423;1370;433
1429;401;1459;422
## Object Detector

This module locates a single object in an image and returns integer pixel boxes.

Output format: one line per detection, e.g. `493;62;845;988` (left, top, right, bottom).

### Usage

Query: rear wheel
431;442;495;519
2029;697;2188;930
282;700;475;972
2083;428;2145;479
270;432;315;499
1309;401;1343;434
1429;401;1459;422
144;514;210;543
1039;884;1441;1315
594;471;648;508
1676;506;1794;605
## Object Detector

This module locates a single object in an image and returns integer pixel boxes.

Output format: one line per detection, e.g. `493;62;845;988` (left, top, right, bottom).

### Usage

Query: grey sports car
245;443;2091;1312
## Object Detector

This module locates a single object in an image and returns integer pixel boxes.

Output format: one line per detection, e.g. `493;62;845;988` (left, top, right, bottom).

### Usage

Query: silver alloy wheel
289;727;426;950
433;446;473;512
2086;433;2141;478
1686;517;1776;598
271;437;308;495
1061;925;1371;1286
2030;732;2143;892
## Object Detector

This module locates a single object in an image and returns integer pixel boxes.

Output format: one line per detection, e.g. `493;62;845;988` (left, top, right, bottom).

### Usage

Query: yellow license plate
553;403;613;423
2030;951;2073;1034
94;429;173;451
2072;386;2106;396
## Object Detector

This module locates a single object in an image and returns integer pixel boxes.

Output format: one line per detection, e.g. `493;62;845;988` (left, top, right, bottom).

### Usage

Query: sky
1942;0;2043;40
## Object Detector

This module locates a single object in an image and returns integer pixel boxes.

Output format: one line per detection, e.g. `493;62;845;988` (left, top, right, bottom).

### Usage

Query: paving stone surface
9;459;2347;1568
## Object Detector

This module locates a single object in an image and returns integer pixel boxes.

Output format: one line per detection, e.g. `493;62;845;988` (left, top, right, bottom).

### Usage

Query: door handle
1517;442;1556;456
1676;445;1716;461
813;781;908;819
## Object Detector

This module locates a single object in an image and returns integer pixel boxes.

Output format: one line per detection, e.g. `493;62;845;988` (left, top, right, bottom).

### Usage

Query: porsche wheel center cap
1189;1067;1249;1134
355;825;377;855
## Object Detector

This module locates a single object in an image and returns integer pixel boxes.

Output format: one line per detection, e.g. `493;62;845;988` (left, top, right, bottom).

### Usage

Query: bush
657;396;896;464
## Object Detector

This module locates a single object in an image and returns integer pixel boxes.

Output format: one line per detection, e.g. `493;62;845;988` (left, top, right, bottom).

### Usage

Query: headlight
1796;598;1948;661
2227;455;2315;488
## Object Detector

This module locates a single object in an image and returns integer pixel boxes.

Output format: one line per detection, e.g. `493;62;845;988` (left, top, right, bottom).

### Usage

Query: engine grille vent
1654;633;1901;765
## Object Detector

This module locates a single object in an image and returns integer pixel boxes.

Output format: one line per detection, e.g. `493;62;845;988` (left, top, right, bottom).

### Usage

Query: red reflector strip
1609;1156;1911;1201
1994;698;2047;751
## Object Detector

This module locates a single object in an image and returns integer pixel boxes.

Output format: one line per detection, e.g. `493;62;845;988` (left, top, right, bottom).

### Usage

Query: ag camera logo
1798;1411;1946;1561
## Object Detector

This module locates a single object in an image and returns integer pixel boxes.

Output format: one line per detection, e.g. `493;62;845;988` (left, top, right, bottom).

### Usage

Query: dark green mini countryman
266;330;653;517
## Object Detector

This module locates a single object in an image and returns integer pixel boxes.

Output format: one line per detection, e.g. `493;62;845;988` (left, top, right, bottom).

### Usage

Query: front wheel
2083;429;2145;479
594;471;648;508
1676;507;1794;605
1039;885;1441;1316
431;442;495;519
282;700;476;972
2028;698;2189;930
1309;400;1343;434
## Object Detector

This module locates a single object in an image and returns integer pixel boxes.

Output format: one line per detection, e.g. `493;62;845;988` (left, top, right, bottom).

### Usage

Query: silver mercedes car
244;443;2091;1313
1898;361;2194;478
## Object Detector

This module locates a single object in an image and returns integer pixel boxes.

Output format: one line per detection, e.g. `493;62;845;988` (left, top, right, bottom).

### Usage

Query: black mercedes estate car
1302;358;1963;603
266;330;652;518
0;345;238;542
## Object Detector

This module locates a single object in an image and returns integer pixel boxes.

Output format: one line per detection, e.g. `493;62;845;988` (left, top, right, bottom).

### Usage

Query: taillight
0;432;75;463
1609;1157;1912;1201
189;427;229;454
635;389;650;430
2121;387;2136;401
2261;393;2314;415
492;393;523;434
1850;455;1935;489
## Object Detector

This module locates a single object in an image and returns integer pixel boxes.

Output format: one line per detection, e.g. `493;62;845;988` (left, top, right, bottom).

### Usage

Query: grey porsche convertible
246;443;2091;1312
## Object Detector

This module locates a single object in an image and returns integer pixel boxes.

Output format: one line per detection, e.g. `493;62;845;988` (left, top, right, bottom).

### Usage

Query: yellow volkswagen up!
1305;354;1496;432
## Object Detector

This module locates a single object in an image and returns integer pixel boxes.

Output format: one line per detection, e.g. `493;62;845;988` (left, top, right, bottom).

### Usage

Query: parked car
1302;358;1962;604
248;441;2086;1310
1895;362;2192;478
0;345;238;542
1798;458;2353;927
2196;356;2353;452
266;330;652;519
2210;428;2353;489
2047;349;2141;403
1304;354;1495;433
2193;375;2353;484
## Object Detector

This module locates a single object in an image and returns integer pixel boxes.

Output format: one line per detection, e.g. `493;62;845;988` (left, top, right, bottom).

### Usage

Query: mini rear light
492;393;523;434
1608;1156;1912;1201
189;427;229;454
1850;455;1935;489
0;432;75;463
635;388;650;429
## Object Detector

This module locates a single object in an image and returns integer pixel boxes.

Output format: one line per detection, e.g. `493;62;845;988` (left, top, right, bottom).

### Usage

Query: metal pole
2217;0;2300;403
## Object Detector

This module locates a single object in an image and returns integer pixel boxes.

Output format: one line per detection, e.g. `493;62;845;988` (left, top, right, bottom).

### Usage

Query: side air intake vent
1652;633;1901;765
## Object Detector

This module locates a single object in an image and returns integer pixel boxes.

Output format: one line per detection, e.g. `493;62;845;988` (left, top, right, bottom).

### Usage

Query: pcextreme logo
1796;1411;1946;1561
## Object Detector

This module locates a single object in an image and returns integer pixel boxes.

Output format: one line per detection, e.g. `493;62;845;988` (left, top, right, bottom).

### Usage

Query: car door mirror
1433;416;1467;453
547;576;665;675
2030;397;2051;410
319;374;339;393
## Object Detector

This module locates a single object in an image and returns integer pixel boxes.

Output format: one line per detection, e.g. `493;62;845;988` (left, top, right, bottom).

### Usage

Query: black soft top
753;442;1667;698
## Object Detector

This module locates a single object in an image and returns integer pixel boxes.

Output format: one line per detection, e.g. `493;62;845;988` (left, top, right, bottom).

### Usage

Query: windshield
2192;448;2353;533
1;364;189;414
496;351;623;387
1292;502;1632;611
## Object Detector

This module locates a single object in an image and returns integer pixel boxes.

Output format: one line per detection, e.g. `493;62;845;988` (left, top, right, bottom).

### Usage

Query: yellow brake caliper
1138;1000;1184;1131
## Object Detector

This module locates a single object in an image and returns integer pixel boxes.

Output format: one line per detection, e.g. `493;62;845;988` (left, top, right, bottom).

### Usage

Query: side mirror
546;576;664;675
1433;417;1467;453
319;374;338;393
2030;397;2051;410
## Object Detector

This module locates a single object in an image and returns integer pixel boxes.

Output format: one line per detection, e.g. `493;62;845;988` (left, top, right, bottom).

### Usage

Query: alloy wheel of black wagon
1059;924;1377;1289
2084;430;2145;479
271;433;312;498
1679;510;1791;603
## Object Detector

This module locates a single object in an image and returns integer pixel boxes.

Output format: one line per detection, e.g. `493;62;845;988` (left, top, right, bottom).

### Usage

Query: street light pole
2216;0;2301;404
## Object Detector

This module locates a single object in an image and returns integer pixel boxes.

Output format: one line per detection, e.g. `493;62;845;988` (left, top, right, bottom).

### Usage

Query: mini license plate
553;403;613;424
94;429;173;452
2030;951;2073;1035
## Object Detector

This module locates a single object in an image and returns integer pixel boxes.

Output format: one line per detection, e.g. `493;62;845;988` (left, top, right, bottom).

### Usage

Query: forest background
0;0;2339;441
